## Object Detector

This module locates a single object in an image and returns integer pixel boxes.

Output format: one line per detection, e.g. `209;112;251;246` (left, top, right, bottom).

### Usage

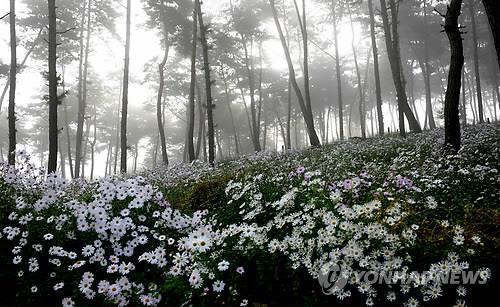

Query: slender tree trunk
156;3;170;166
481;0;500;69
75;0;88;178
133;142;138;174
443;0;464;151
8;0;16;165
90;101;97;180
269;0;321;146
380;0;422;135
59;63;74;178
195;80;205;159
121;0;131;173
63;98;74;178
187;9;198;162
113;82;122;175
59;138;65;178
241;35;261;152
347;3;366;139
0;27;43;113
47;0;58;173
292;0;313;115
461;69;467;125
196;0;215;164
468;0;484;123
81;120;90;177
423;0;436;129
368;0;384;135
105;140;112;177
221;65;240;156
332;0;344;140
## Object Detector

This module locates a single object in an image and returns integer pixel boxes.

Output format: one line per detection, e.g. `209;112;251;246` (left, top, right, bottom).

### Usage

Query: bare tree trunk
442;0;464;151
59;138;65;178
461;69;467;125
241;35;261;152
81;120;90;177
292;0;313;115
8;0;16;165
63;99;74;178
195;80;205;159
133;142;138;174
269;0;321;146
196;0;215;165
47;0;58;173
468;0;484;123
90;101;97;180
422;0;436;129
187;8;198;162
113;82;121;175
157;1;170;166
332;0;344;140
368;0;384;135
75;0;89;178
481;0;500;69
121;0;131;173
220;65;240;156
347;2;366;139
0;27;43;113
379;0;422;136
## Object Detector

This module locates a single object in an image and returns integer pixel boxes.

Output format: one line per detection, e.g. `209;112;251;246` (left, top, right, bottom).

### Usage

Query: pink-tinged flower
343;179;353;190
296;166;306;174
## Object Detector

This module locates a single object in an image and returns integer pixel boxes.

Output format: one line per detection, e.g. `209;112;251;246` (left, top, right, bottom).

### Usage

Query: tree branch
0;12;10;20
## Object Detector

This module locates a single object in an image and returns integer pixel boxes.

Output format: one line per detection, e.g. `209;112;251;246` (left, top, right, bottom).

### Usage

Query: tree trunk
347;2;366;139
195;80;205;159
221;65;240;157
368;0;384;135
90;101;97;180
113;82;122;175
482;0;500;69
75;0;88;178
461;69;467;126
157;2;170;166
8;0;16;165
121;0;131;173
269;0;321;147
292;0;313;115
423;0;437;129
187;8;198;162
332;0;344;140
47;0;58;173
468;0;484;123
196;0;216;165
379;0;422;135
0;27;43;113
133;142;138;174
443;0;464;151
63;99;74;178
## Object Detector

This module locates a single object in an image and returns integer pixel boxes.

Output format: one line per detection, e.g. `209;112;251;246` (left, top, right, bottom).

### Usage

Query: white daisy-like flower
217;260;229;271
213;280;225;293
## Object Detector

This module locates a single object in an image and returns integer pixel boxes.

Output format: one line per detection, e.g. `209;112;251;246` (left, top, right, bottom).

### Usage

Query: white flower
62;297;75;307
213;280;225;293
217;260;229;271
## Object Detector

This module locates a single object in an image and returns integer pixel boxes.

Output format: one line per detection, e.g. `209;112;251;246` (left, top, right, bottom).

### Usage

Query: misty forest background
0;0;499;178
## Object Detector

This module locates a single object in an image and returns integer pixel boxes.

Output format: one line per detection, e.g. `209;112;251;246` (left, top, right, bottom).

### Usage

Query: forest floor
1;123;499;306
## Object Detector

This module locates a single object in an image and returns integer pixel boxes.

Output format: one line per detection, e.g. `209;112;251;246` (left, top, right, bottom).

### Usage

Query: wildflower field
1;124;499;307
